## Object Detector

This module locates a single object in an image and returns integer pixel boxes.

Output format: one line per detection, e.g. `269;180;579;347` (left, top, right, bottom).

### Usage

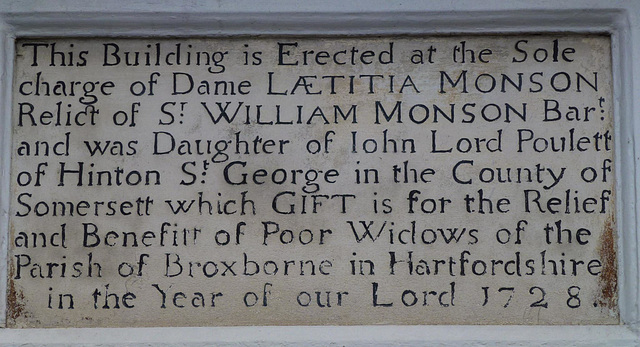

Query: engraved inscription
8;36;617;327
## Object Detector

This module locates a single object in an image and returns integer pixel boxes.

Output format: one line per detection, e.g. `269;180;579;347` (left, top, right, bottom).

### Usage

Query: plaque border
0;1;638;345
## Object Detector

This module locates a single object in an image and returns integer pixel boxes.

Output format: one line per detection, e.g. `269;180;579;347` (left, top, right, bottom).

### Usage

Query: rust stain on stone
596;214;618;310
6;262;25;325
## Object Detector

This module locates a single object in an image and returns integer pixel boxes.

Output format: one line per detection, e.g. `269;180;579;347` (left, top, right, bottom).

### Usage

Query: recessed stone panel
7;36;617;327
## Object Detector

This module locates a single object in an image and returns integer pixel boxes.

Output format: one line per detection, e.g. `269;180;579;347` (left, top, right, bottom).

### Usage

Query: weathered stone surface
8;36;617;327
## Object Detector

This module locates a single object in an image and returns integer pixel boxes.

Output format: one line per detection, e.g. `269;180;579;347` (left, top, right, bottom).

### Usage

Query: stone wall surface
0;0;639;345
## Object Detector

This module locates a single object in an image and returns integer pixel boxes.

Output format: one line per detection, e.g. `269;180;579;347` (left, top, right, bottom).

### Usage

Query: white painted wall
0;0;639;345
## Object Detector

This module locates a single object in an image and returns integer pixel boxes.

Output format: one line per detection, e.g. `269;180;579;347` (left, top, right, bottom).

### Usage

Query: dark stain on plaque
596;214;618;310
6;263;25;325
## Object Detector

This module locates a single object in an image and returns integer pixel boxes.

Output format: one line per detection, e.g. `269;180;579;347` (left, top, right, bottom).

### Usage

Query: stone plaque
7;35;617;327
